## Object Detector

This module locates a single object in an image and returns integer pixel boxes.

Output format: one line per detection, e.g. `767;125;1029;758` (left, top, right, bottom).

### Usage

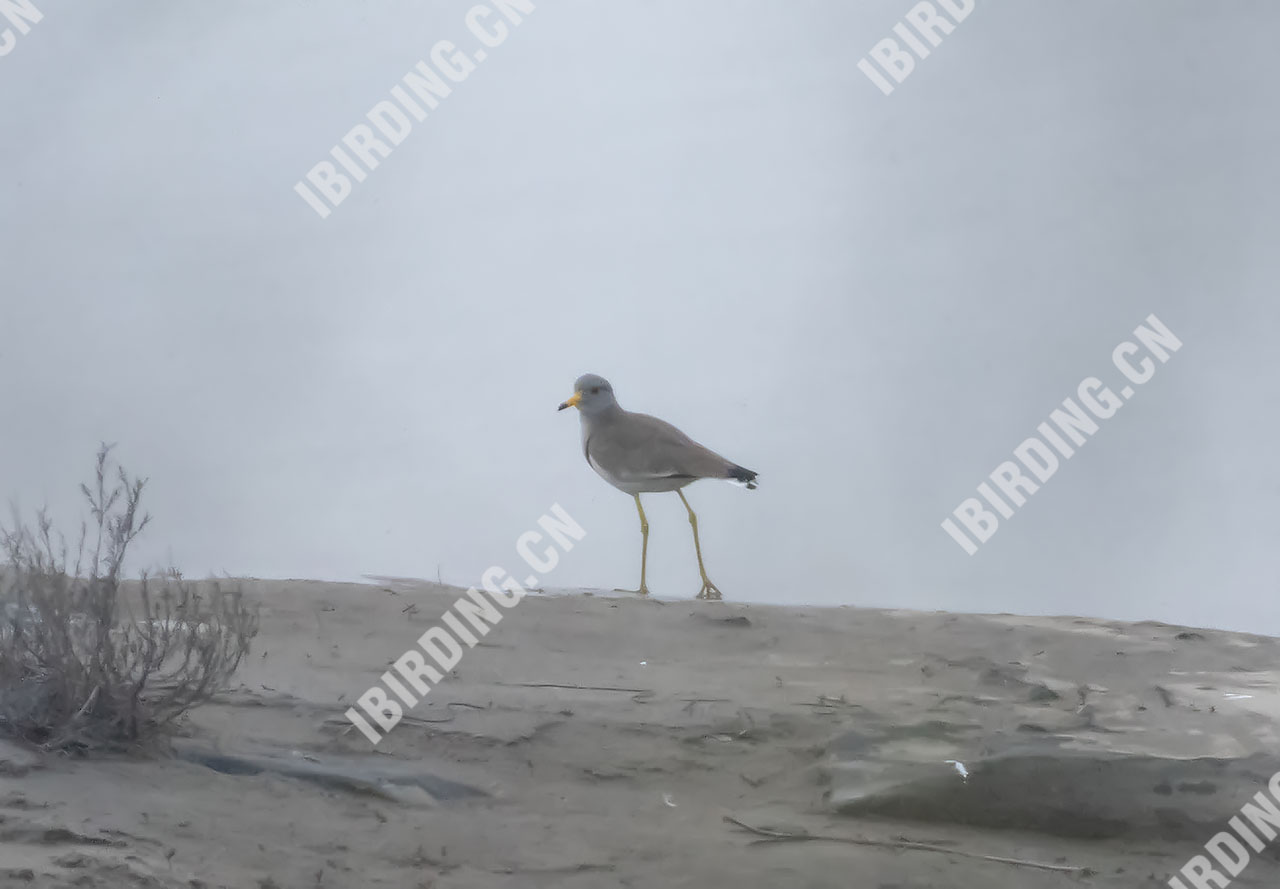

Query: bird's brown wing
589;411;735;484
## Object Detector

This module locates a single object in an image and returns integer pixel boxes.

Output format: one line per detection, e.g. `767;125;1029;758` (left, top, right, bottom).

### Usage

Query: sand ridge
1;580;1277;888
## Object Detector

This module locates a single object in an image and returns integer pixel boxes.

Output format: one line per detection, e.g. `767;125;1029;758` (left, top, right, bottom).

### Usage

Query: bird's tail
727;465;758;490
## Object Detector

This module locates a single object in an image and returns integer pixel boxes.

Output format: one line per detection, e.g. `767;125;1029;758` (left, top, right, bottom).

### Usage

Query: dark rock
1028;684;1060;703
826;723;1280;840
172;741;489;804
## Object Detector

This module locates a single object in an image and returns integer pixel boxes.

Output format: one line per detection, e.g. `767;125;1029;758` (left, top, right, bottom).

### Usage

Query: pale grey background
1;1;1276;632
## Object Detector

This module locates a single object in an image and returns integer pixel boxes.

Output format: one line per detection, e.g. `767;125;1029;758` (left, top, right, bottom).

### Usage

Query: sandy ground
2;580;1278;888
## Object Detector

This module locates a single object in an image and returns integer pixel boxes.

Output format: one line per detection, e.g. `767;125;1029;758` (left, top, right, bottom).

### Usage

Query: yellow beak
557;391;582;411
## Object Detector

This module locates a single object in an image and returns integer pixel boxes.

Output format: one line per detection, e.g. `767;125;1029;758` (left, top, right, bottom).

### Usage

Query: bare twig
497;682;653;694
722;816;1093;875
0;446;257;751
75;684;100;719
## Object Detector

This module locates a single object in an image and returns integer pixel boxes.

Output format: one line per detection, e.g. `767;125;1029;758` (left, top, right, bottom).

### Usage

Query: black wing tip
729;465;759;490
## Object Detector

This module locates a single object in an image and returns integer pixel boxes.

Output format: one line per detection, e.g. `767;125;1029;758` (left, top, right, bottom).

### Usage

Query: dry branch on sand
0;445;257;752
723;816;1094;875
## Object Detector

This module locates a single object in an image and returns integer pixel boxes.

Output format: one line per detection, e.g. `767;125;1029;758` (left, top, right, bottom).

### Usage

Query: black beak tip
557;402;569;411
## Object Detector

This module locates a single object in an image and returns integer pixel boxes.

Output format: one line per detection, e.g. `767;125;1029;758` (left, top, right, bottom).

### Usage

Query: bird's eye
590;387;600;394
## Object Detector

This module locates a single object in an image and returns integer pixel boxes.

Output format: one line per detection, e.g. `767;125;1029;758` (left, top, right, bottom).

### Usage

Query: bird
558;373;757;600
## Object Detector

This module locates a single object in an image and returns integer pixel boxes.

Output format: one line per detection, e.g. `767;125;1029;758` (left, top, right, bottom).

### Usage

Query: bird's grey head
558;373;618;416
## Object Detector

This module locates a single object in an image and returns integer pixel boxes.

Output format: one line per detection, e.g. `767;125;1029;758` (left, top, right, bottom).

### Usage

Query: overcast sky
1;1;1276;634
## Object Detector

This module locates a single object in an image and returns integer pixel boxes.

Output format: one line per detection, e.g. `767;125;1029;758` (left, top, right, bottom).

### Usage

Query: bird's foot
695;579;723;601
614;585;651;597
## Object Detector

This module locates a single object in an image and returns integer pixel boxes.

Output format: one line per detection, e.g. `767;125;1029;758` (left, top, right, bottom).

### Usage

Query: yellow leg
634;494;650;596
677;489;722;601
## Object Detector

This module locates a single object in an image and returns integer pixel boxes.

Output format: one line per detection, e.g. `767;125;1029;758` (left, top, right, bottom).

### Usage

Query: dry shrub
0;445;258;752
